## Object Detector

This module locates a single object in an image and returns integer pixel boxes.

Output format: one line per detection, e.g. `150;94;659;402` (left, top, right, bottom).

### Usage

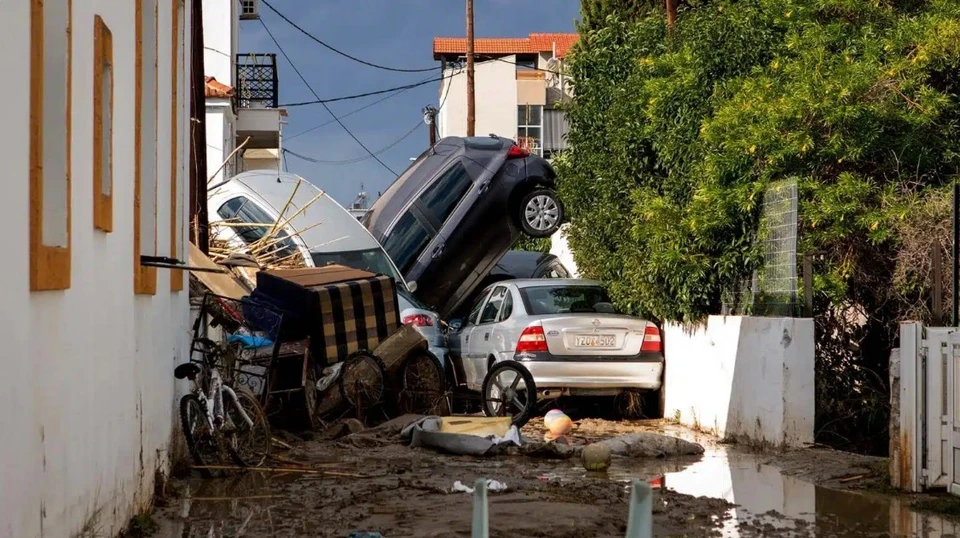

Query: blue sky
239;0;581;206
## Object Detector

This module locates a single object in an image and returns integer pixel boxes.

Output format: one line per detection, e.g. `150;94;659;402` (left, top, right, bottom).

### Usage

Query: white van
208;170;447;363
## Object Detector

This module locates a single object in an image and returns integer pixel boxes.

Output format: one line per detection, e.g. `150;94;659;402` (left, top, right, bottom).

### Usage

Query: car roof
222;170;383;254
503;278;603;289
490;251;556;278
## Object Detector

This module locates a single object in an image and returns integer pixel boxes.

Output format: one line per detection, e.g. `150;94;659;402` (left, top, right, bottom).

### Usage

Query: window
382;212;433;274
518;105;543;157
310;248;403;284
170;0;185;291
498;291;514;322
134;0;158;294
466;290;490;326
93;16;112;232
520;285;620;316
479;286;508;324
417;162;472;226
217;197;299;260
29;0;72;291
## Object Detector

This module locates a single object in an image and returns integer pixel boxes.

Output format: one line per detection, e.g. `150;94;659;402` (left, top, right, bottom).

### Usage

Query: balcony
236;53;278;109
235;53;285;150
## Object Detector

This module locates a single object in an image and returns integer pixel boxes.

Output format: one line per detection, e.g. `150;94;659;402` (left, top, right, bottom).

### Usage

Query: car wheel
519;188;563;238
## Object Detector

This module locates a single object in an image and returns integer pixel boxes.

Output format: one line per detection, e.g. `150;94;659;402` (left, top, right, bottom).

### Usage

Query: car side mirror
448;319;463;332
407;281;418;293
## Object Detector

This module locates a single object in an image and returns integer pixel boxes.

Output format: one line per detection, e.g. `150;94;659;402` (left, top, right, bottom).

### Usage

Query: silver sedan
447;279;664;410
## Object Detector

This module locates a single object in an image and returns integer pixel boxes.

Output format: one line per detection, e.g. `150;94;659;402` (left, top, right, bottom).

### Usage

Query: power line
284;120;424;165
259;17;400;176
279;74;446;108
284;83;423;142
261;0;436;74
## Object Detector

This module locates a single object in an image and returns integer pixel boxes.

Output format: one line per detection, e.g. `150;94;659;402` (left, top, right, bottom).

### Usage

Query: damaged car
362;136;563;318
447;279;664;417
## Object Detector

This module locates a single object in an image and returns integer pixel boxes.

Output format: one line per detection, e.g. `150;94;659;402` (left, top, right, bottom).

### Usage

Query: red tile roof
204;76;234;99
433;32;578;60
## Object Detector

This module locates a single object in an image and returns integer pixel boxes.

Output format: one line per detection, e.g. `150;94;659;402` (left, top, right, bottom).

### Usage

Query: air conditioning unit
239;0;259;20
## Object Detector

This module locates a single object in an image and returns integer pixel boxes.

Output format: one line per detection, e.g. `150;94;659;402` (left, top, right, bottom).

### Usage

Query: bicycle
175;337;272;477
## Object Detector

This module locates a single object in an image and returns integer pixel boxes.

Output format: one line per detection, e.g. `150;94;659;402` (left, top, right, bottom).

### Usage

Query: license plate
574;334;616;348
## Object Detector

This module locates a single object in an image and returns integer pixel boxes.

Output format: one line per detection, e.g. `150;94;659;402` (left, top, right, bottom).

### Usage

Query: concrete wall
664;316;815;447
0;0;192;536
438;56;518;140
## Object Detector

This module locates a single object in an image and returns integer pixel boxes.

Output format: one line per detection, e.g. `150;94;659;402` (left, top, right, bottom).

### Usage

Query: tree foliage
559;0;960;453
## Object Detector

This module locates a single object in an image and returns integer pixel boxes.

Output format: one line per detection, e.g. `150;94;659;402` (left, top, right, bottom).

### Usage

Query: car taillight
641;322;662;353
516;325;548;353
507;144;529;159
403;314;434;327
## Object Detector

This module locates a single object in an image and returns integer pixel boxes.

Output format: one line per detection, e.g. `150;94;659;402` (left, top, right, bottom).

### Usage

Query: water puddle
545;447;960;537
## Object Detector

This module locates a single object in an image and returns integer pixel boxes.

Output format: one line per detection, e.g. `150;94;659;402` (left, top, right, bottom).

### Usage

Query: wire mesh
236;53;278;109
722;178;799;317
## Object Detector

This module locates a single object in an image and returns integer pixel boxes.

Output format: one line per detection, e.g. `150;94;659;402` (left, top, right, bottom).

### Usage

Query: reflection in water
659;450;960;537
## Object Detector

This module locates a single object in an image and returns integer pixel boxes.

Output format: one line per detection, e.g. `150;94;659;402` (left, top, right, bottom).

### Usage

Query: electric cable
261;0;437;73
284;120;423;166
259;17;400;176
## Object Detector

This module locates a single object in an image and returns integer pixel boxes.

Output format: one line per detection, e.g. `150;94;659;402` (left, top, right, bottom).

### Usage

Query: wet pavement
152;420;960;537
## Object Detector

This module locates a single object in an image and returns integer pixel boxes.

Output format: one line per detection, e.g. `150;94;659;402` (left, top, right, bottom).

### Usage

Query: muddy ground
152;417;914;537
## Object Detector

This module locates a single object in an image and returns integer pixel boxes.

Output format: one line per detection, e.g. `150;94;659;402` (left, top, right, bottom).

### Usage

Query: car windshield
519;285;620;315
310;248;405;288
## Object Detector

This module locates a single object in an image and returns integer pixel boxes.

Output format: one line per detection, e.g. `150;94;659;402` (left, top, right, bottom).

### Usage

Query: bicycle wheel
179;394;224;478
398;350;449;415
481;361;537;428
338;351;388;410
225;387;272;468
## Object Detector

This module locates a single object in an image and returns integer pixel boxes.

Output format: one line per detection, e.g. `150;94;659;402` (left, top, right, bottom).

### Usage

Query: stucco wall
205;104;235;186
0;1;192;536
202;0;234;86
438;56;518;140
663;316;815;447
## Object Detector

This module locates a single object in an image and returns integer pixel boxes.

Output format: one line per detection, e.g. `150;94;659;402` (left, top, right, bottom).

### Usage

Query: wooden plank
439;417;512;438
188;242;250;299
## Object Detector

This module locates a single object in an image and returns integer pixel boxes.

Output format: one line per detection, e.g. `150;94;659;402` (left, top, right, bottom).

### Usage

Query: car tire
518;188;563;238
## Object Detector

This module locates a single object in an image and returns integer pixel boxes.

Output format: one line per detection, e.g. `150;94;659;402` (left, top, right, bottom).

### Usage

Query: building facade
0;0;193;536
203;0;285;186
433;33;577;159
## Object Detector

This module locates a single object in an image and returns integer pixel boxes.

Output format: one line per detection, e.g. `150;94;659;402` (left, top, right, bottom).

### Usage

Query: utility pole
466;0;475;136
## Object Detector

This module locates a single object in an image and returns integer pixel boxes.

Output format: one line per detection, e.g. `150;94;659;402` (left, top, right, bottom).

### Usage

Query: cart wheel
398;350;449;415
339;351;388;410
481;361;537;428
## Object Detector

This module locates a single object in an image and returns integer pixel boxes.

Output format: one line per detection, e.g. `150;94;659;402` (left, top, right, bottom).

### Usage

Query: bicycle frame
190;362;255;433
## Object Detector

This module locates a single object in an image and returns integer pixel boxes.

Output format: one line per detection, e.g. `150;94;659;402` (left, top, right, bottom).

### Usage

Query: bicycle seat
174;362;202;380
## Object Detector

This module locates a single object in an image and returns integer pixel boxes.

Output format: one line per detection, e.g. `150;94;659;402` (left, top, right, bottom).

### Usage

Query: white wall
0;0;192;536
663;316;815;447
201;0;233;86
205;103;235;186
438;57;518;140
549;224;579;277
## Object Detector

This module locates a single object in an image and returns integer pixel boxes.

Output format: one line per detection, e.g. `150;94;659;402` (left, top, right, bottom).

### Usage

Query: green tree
559;0;960;453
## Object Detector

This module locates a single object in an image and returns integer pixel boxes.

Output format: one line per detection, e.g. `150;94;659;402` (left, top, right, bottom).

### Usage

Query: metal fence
722;178;799;317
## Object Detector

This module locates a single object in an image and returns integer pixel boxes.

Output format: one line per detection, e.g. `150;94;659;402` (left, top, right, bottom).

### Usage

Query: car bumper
513;352;664;391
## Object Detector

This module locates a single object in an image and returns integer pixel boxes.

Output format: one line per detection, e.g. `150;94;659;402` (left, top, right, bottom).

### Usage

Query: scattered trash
543;409;573;442
581;443;613;471
316;362;344;392
401;416;521;456
452;479;508;494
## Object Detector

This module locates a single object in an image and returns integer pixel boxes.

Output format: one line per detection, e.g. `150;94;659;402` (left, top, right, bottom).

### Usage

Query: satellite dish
545;57;561;73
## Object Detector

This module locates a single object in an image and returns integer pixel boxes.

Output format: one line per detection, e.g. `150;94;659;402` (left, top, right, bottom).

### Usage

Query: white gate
898;323;960;493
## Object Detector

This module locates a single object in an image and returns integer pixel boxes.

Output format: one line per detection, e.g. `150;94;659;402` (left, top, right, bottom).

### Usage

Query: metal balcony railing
235;53;278;109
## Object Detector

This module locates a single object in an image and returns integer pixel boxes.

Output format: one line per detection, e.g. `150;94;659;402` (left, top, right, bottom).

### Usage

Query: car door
468;285;509;385
405;158;476;308
458;289;491;387
487;286;518;362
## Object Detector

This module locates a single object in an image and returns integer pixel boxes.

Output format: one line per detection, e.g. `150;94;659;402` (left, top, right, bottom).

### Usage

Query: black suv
363;136;563;318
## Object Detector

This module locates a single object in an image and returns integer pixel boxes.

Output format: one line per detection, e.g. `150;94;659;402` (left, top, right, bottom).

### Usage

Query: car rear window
382;212;433;274
519;285;620;315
